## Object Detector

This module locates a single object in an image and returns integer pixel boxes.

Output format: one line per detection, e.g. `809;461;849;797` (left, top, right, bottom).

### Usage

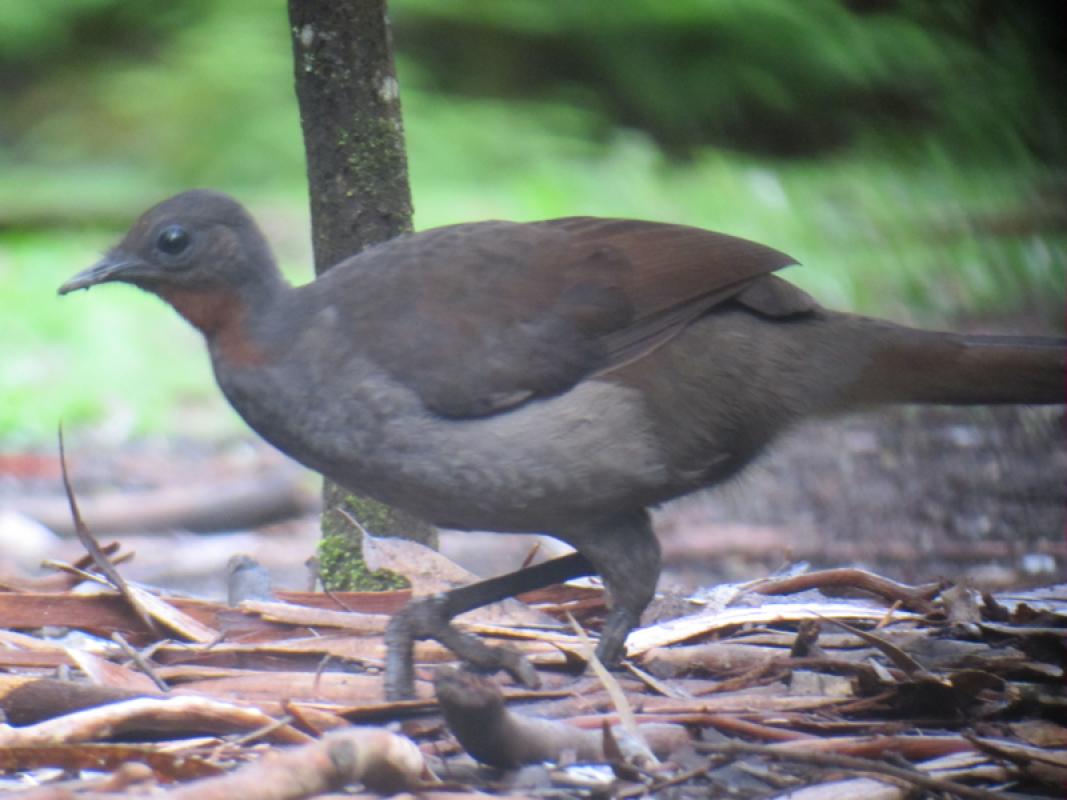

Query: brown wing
326;217;799;418
536;217;800;368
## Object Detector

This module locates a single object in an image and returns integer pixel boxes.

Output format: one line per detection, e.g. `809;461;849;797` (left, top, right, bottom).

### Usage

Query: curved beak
58;254;144;295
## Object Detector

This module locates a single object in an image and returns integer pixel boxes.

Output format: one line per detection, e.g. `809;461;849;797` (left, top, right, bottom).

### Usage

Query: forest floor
0;397;1064;798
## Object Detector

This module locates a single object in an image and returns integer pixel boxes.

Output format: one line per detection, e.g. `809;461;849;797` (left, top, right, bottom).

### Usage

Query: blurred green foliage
0;0;1063;443
3;0;1062;179
395;0;1064;158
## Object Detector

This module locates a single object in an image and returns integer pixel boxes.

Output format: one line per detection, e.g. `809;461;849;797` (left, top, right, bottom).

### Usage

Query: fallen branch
746;568;942;614
161;727;426;797
433;666;688;768
2;727;428;799
0;696;310;747
15;472;317;535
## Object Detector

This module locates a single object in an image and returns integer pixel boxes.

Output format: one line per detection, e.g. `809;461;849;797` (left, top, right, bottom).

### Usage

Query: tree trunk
287;0;437;590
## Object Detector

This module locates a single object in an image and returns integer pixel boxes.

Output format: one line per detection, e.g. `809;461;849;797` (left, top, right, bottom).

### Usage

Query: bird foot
384;594;540;700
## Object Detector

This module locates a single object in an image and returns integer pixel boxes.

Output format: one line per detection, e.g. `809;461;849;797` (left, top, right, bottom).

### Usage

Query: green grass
2;87;1063;446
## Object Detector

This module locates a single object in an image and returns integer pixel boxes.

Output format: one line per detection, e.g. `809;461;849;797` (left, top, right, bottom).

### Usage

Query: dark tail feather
847;322;1065;406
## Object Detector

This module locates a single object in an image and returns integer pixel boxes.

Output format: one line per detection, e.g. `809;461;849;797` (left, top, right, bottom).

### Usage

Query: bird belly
217;359;678;532
383;379;675;530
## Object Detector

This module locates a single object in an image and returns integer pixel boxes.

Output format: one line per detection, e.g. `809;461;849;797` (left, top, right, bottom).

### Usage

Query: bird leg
568;511;661;667
384;551;594;700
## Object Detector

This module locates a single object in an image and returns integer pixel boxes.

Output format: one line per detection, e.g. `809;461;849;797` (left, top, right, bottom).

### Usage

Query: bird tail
842;318;1065;407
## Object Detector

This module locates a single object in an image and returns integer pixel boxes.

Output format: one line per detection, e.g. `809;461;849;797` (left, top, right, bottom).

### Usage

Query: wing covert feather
318;217;799;417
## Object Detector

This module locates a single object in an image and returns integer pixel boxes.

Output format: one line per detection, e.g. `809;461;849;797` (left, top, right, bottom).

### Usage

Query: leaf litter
0;449;1062;798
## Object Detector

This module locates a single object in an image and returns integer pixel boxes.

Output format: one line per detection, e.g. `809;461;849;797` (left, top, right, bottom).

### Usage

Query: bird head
58;189;278;298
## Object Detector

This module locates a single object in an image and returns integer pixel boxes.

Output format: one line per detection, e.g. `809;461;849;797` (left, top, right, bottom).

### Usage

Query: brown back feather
311;217;799;417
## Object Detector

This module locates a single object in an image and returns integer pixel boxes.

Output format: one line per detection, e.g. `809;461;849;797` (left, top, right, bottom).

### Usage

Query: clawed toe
384;594;539;700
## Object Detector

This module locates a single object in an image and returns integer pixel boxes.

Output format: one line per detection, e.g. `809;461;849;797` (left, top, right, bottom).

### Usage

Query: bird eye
157;225;191;255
